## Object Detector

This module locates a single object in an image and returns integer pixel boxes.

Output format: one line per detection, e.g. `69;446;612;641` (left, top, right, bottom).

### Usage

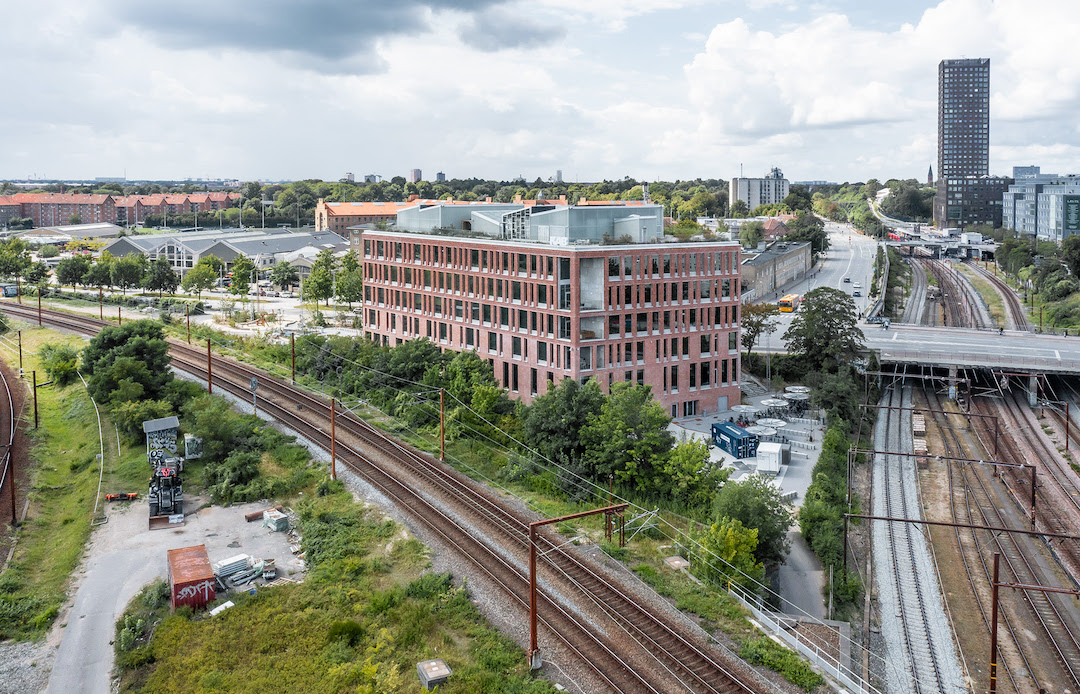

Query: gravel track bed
871;385;965;694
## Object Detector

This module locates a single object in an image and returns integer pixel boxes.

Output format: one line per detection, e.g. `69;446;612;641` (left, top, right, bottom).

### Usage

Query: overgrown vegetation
183;394;317;504
0;328;127;640
997;233;1080;330
798;426;864;614
118;489;556;694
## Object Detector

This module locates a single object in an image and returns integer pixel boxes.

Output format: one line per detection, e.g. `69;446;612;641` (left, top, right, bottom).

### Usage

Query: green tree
813;365;862;428
304;248;337;306
669;218;701;242
81;320;173;405
782;188;813;212
340;249;360;273
334;267;363;308
25;262;49;291
181;264;217;299
580;382;674;495
38;342;80;387
784;211;829;255
56;255;91;289
730;199;749;218
229;254;256;298
782;287;866;370
111;253;147;295
143;257;179;297
270;261;300;290
195;254;225;277
739;221;764;248
84;258;114;290
523;378;605;469
38;245;60;258
696;517;766;592
68;213;82;225
712;474;792;566
662;439;727;510
740;303;780;359
0;239;31;282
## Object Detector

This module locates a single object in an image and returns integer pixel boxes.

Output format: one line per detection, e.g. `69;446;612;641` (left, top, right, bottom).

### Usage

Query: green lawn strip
0;324;135;639
955;264;1007;327
116;491;555;694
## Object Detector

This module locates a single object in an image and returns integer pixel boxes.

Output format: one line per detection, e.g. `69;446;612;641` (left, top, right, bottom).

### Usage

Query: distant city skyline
2;0;1077;183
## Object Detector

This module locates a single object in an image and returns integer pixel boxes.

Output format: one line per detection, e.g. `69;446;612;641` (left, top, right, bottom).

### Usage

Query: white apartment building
730;168;790;212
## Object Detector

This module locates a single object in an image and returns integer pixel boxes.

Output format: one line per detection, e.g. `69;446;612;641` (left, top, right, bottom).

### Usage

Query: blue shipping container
711;422;759;459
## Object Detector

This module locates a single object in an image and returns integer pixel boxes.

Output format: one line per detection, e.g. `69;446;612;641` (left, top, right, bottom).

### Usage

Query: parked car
853;290;862;297
843;277;851;283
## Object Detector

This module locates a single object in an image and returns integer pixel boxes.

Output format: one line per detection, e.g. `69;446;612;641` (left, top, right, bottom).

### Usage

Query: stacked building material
912;414;926;436
263;510;289;532
914;437;929;469
213;554;250;578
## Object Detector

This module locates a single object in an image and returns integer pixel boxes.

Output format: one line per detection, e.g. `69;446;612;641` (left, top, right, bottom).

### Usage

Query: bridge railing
864;241;888;323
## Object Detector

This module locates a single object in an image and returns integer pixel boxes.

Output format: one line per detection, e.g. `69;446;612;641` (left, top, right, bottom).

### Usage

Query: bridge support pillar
1029;375;1039;408
948;367;957;400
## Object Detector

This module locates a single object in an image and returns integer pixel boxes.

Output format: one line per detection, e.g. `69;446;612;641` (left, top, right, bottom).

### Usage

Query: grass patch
119;490;555;694
0;323;141;640
956;264;1008;328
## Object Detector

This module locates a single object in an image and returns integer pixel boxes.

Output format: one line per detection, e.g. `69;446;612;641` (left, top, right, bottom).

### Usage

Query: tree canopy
270;261;300;289
580;382;674;495
739;221;764;248
229;255;256;298
783;287;866;370
81;320;173;406
711;474;792;566
740;303;780;358
143;257;179;297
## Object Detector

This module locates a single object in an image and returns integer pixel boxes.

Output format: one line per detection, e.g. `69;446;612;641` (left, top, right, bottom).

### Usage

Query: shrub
327;620;365;646
740;635;825;691
38;343;81;387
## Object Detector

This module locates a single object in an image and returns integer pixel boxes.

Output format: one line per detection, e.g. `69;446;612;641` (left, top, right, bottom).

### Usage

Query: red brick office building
362;230;741;417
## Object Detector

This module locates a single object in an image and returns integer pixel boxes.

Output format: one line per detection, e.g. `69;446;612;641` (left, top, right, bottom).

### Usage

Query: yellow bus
778;294;800;312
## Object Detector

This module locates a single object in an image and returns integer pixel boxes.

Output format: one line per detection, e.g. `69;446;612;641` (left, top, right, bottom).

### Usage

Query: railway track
873;382;963;694
963;261;1032;332
965;381;1080;687
901;257;932;326
0;351;16;525
920;258;992;329
0;301;764;694
919;375;1033;693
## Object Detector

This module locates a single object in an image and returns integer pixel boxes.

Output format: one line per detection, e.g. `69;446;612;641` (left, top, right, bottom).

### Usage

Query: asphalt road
765;223;880;338
863;324;1080;372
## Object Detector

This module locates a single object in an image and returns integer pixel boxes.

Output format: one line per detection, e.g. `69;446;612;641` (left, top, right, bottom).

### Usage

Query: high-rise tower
933;58;1009;228
937;58;989;179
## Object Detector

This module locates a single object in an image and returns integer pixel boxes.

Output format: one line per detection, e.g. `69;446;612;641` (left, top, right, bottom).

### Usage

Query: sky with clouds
2;0;1077;184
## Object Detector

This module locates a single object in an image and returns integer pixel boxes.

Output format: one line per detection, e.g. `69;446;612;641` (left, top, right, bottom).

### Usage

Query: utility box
711;422;759;459
168;545;215;611
756;442;788;474
417;659;452;691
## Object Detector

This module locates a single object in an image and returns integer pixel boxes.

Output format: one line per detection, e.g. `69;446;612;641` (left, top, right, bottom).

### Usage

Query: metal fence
728;585;882;694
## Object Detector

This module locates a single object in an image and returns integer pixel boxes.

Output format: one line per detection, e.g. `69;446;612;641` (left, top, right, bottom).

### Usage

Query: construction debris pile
208;507;305;595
